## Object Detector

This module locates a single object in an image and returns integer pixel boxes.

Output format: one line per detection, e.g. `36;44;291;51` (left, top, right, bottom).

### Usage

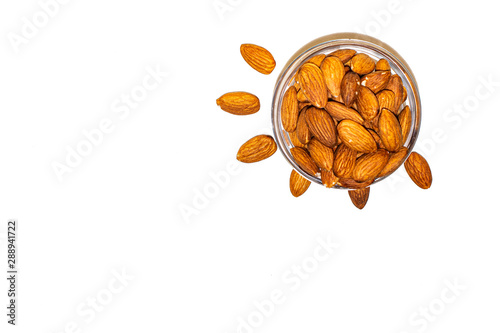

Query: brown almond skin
352;149;390;182
321;169;339;188
307;138;334;171
357;86;380;121
367;129;385;149
404;152;432;189
361;71;391;94
330;49;357;63
340;71;361;108
398;105;412;144
378;147;408;178
333;143;358;178
291;147;320;176
217;92;260;115
237;135;277;163
289;130;307;148
240;44;276;75
378;108;403;152
348;188;370;210
307;54;326;67
296;109;312;145
385;74;405;112
281;86;299;132
325;101;364;124
290;170;311;197
338;178;373;189
306;107;337;148
337;120;377;153
298;63;328;109
376;90;396;114
350;53;375;75
321;56;345;98
375;59;391;71
297;89;309;103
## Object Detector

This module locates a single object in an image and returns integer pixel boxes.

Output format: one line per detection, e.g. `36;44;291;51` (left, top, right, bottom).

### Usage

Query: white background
1;0;499;332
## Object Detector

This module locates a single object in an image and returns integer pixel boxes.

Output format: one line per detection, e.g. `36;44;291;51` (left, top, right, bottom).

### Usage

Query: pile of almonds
216;43;432;210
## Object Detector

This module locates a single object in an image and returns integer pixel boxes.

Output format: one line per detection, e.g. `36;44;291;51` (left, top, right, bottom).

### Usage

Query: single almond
281;86;299;132
378;147;408;178
378;108;403;152
385;74;405;112
404;152;432;189
240;44;276;75
398;105;412;144
340;71;361;108
348;188;370;210
321;169;339;188
307;54;326;67
367;128;385;149
350;53;375;75
357;86;380;121
305;107;337;148
307;138;334;170
289;130;307;148
217;92;260;115
333;143;358;178
376;90;396;113
237;135;277;163
291;147;320;176
361;71;391;94
352;149;390;182
330;49;357;63
321;56;345;98
375;59;391;71
297;89;309;103
337;120;378;153
290;170;311;197
338;178;374;189
325;101;364;124
297;63;328;108
296;109;312;145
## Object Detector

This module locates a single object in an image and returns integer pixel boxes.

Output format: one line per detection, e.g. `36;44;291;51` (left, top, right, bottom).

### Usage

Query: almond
376;90;396;113
321;169;339;188
375;58;391;71
297;89;309;103
325;101;364;124
367;128;385;149
352;149;390;182
333;143;357;178
290;170;311;197
340;71;360;108
237;135;277;163
281;86;299;132
217;92;260;115
357;86;380;121
240;44;276;75
350;53;375;75
307;54;326;67
330;49;357;63
296;109;312;145
305;107;337;148
361;71;390;94
289;130;307;148
337;120;377;153
348;188;370;210
307;138;334;170
321;56;345;98
385;74;405;112
338;178;374;189
378;108;403;152
291;147;320;176
378;147;408;178
297;63;328;108
404;152;432;189
398;105;412;144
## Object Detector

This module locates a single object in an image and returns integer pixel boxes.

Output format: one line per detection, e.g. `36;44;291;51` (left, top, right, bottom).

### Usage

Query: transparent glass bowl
271;32;421;188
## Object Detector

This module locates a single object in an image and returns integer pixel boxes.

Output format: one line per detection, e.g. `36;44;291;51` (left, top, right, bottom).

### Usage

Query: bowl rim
271;32;422;189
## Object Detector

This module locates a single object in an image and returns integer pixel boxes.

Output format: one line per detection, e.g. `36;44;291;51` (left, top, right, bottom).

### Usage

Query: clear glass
271;33;421;188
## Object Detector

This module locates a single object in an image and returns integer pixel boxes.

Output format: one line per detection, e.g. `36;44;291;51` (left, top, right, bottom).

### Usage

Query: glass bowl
271;32;421;188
